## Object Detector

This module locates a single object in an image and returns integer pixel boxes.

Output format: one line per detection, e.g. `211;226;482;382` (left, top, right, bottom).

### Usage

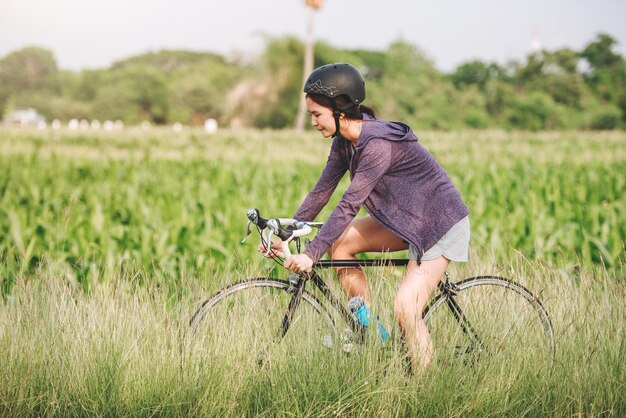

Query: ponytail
346;104;376;119
307;93;377;120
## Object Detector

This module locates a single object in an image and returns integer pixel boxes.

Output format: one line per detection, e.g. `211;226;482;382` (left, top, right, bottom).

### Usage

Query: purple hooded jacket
294;114;469;263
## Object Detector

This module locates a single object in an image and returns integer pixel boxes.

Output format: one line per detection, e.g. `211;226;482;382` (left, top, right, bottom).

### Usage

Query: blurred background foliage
1;32;625;131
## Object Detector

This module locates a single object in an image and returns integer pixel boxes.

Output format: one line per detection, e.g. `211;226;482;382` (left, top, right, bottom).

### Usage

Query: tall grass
0;256;623;416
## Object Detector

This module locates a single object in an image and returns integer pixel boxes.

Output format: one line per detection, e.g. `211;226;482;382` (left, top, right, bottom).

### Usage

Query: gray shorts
408;216;470;262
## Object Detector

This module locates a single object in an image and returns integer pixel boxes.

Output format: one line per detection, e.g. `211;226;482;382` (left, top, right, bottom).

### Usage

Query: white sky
1;0;625;72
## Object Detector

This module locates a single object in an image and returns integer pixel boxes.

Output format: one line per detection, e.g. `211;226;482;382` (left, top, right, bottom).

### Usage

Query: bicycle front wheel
188;278;337;366
423;276;554;366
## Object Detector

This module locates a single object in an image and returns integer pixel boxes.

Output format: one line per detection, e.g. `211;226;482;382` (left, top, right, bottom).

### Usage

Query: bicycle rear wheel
188;278;337;366
423;276;554;366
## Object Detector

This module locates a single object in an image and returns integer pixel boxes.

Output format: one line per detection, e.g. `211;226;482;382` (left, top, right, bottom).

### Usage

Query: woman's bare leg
394;256;449;370
328;216;408;304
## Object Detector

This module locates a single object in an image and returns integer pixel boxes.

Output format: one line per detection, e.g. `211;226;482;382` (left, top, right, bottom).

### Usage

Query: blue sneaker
348;296;389;343
376;316;390;342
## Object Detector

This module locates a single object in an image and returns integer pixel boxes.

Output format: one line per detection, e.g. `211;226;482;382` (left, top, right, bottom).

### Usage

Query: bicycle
189;209;555;367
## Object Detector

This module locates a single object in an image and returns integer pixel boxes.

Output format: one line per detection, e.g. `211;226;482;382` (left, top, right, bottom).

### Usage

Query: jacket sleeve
303;139;393;262
293;138;348;222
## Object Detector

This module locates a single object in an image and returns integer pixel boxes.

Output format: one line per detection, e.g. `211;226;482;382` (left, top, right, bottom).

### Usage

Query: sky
1;0;625;72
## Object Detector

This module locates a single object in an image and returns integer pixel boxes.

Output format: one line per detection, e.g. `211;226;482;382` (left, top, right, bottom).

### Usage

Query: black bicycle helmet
304;63;366;136
303;62;366;109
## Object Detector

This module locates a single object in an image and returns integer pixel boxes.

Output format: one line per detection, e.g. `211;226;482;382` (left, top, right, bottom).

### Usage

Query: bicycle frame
227;211;552;360
278;258;486;352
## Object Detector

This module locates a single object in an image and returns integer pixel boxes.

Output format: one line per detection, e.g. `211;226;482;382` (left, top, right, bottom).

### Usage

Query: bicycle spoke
425;277;554;368
445;295;486;346
188;279;336;367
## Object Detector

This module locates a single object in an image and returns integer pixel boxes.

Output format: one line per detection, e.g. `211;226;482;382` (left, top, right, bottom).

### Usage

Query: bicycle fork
278;273;307;339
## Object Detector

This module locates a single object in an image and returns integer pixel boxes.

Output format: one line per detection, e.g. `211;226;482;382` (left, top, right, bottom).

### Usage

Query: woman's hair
307;93;376;119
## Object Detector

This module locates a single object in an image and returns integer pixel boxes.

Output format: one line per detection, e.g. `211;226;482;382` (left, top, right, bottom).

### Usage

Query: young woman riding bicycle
262;62;470;370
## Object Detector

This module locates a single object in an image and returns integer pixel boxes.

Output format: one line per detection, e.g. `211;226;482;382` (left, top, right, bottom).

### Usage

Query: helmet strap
332;108;342;138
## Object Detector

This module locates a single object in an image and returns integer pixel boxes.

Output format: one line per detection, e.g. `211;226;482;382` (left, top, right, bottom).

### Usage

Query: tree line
1;33;625;130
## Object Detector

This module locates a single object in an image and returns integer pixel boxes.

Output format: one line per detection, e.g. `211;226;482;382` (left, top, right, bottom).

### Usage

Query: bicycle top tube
315;259;410;268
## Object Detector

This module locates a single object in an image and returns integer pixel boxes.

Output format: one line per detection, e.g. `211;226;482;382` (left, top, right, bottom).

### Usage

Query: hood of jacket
353;113;417;149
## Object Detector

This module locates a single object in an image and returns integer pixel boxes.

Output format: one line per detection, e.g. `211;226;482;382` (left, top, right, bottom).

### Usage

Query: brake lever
240;220;252;244
263;218;286;257
264;228;275;257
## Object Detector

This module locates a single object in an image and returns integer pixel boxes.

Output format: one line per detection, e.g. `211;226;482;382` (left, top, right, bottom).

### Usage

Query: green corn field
1;128;623;291
0;127;625;416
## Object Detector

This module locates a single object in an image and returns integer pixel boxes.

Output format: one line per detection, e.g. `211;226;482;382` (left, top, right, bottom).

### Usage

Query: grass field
0;127;625;416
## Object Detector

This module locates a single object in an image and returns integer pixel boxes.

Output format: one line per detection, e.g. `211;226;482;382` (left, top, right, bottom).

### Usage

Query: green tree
253;36;304;128
516;49;584;108
451;60;508;90
0;47;58;117
580;33;626;123
92;65;169;124
484;79;514;117
0;47;58;92
71;69;107;102
0;85;9;118
168;54;243;125
506;92;566;130
376;41;438;124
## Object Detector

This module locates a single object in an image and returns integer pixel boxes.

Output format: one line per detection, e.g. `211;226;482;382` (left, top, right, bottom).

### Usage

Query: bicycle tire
189;278;338;365
423;276;554;365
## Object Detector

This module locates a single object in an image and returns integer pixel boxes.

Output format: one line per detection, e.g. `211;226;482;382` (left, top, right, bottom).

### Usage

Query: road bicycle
189;209;555;366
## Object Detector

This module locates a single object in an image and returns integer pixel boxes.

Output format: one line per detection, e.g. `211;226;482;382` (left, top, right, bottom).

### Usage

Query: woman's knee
327;239;355;260
327;226;362;260
328;216;408;261
394;267;430;317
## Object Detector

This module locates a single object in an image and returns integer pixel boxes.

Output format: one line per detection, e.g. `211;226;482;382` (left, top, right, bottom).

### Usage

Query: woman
267;62;470;370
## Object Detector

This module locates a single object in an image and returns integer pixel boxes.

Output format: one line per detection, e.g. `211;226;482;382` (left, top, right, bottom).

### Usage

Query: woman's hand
258;238;283;258
284;254;314;274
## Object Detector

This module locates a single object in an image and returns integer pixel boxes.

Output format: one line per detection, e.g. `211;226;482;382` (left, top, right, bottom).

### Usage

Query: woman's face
306;96;336;138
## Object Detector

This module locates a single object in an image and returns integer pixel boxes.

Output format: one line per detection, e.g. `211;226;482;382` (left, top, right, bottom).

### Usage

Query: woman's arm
293;138;348;222
303;139;393;262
